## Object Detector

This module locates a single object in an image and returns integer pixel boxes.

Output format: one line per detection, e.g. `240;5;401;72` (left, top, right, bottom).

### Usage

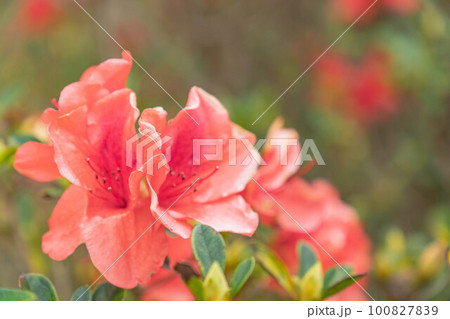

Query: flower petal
139;107;167;134
83;199;168;289
255;117;301;191
159;87;258;203
80;50;133;92
42;185;87;260
14;141;61;182
171;195;259;237
141;269;194;301
50;89;138;196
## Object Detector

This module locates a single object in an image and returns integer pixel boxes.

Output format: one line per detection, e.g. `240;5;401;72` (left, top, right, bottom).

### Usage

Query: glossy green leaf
187;277;204;301
298;242;318;278
254;245;294;296
0;288;37;301
191;225;225;276
323;266;353;292
71;286;92;301
230;257;255;297
19;274;58;301
203;262;230;301
322;273;366;300
92;282;125;301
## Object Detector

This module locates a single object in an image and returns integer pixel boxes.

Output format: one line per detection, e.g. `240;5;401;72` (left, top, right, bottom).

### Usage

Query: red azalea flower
331;0;421;24
18;0;62;34
137;87;260;238
141;236;195;301
273;211;371;300
15;51;132;182
311;51;398;125
246;118;325;233
141;268;195;301
245;119;371;300
15;52;168;288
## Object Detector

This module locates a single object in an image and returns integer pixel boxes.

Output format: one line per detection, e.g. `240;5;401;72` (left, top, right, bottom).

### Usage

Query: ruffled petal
83;199;168;289
139;107;167;134
50;89;139;198
80;50;133;92
255;117;301;191
171;195;259;237
57;82;109;114
158;87;258;204
248;178;339;233
42;185;87;260
14;141;61;182
192;123;259;203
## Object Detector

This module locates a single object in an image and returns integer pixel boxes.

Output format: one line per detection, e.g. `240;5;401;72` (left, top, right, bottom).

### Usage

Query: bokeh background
0;0;449;300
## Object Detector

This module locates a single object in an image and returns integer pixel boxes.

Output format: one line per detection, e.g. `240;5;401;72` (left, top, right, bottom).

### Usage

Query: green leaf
71;286;92;301
0;288;37;301
230;257;255;297
19;274;58;301
191;225;226;276
203;262;230;301
254;245;294;297
92;282;125;301
322;273;366;300
323;266;353;291
187;277;204;301
298;242;318;278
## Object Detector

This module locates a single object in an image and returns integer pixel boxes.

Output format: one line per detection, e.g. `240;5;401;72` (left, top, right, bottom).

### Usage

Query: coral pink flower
331;0;421;24
246;119;371;300
137;87;259;238
14;52;168;288
15;51;132;182
246;118;324;233
311;51;398;125
273;205;371;300
141;236;195;301
18;0;62;34
141;268;195;301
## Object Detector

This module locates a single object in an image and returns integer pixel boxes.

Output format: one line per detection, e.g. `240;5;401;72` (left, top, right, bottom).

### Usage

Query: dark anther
107;187;112;192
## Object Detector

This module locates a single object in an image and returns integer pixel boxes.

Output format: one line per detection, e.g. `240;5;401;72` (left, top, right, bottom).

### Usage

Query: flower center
161;165;220;199
85;158;127;207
